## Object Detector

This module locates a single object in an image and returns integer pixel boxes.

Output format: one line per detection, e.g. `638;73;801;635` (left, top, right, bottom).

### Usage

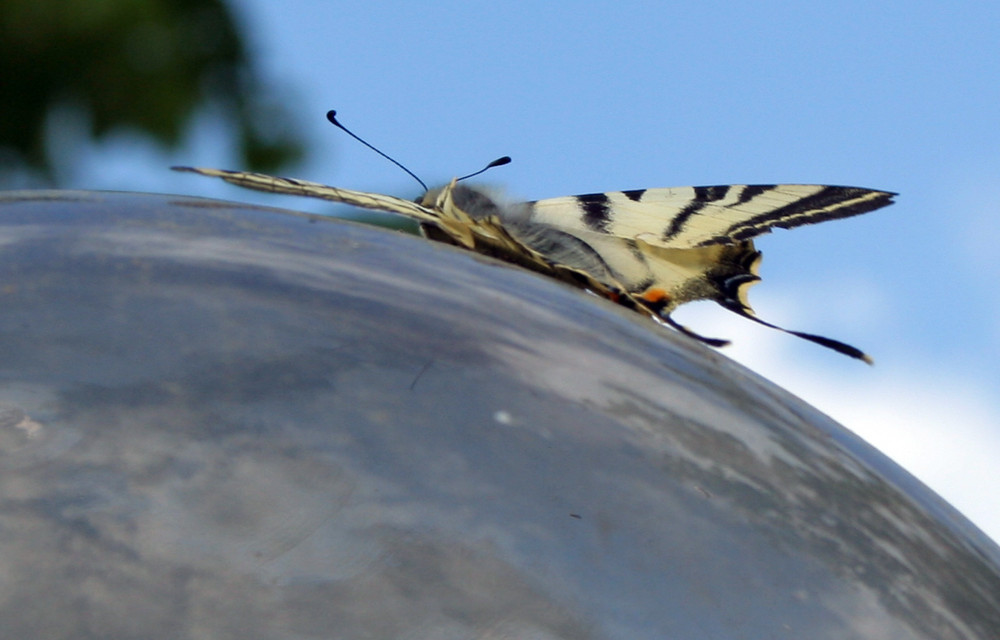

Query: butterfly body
173;166;894;362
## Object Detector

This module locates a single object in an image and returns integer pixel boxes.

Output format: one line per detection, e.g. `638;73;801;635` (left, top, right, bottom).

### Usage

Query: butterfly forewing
529;185;895;250
172;166;440;222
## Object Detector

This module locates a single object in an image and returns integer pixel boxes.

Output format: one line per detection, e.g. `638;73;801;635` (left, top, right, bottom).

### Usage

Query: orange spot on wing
639;288;670;304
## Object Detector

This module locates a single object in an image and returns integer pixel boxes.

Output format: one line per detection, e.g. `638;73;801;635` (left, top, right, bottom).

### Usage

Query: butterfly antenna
457;156;512;182
326;110;428;191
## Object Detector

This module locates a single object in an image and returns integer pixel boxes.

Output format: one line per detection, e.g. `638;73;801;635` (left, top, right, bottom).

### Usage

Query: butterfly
174;113;894;363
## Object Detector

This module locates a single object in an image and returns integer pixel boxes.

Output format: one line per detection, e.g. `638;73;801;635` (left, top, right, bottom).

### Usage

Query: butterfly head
417;155;515;220
420;180;510;221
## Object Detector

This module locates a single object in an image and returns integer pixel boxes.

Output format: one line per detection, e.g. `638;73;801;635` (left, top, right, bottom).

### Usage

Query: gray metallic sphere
0;191;997;639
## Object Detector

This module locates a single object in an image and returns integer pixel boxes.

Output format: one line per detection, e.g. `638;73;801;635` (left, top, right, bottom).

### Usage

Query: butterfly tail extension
172;167;442;223
722;302;873;364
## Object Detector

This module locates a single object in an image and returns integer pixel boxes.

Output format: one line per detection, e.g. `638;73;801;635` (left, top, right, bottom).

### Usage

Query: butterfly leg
659;314;731;348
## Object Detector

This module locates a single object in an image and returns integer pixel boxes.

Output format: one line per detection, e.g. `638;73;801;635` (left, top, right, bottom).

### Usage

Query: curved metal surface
0;190;998;639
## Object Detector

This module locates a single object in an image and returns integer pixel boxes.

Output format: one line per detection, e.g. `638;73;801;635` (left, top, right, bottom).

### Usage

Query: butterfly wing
528;184;895;250
521;184;895;362
518;224;762;321
172;167;441;223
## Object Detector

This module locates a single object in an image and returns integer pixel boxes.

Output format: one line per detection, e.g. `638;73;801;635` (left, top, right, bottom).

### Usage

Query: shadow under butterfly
174;111;895;363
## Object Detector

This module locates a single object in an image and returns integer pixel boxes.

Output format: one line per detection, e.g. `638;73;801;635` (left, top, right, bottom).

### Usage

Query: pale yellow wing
172;166;440;223
529;184;895;249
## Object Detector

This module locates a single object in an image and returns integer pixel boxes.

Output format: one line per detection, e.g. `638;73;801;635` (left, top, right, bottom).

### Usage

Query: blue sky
75;1;1000;543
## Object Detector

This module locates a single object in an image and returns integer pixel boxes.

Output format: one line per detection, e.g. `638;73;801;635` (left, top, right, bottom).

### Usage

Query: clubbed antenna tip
458;156;513;182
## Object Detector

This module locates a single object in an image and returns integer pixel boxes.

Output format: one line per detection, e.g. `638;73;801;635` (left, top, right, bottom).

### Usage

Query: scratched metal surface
0;191;998;639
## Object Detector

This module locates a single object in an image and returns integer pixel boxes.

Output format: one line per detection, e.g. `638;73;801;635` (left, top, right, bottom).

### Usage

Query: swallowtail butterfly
174;112;894;363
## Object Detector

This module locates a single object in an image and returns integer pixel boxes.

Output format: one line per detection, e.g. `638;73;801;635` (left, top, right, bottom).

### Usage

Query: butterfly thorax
415;180;514;250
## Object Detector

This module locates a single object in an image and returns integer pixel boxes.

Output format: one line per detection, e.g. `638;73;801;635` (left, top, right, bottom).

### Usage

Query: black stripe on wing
661;185;733;242
577;193;614;233
696;186;896;247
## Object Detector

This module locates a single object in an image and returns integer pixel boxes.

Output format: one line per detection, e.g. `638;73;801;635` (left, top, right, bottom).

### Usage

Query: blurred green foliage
0;0;303;185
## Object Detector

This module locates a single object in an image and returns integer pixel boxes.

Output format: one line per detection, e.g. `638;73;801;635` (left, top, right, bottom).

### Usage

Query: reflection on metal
0;191;998;639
